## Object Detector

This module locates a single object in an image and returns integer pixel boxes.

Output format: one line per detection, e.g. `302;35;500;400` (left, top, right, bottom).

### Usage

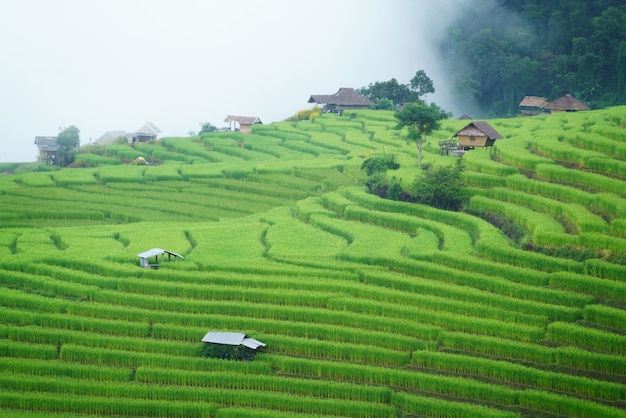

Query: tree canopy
395;102;450;168
57;125;80;150
358;70;435;107
199;122;217;134
441;1;626;116
56;125;80;166
413;164;466;211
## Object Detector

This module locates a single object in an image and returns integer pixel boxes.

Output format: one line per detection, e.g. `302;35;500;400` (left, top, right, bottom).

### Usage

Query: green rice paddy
0;108;625;417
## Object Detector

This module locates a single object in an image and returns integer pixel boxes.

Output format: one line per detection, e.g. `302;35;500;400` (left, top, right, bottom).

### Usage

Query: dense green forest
442;0;626;117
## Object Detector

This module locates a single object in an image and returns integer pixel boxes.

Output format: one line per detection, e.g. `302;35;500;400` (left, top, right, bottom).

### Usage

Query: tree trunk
417;139;423;169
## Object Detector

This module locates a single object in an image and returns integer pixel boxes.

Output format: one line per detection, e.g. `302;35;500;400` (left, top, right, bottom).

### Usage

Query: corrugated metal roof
241;337;265;349
34;136;59;151
201;332;266;349
136;122;161;135
136;248;184;259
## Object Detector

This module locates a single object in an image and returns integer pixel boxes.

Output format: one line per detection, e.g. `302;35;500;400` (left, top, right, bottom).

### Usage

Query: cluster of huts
518;94;590;116
441;93;590;155
35;88;589;163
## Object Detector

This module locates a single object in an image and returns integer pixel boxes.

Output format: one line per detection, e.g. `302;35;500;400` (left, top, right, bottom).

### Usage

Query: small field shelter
201;332;266;349
308;87;373;114
137;248;184;268
453;121;503;150
224;115;262;134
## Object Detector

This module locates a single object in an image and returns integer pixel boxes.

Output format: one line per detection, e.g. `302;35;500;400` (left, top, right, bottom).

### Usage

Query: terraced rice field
0;108;625;417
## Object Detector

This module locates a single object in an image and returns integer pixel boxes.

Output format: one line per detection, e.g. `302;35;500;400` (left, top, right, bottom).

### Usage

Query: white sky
0;0;468;163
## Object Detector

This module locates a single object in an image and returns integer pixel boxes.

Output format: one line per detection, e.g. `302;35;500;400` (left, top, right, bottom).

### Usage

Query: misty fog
0;0;479;163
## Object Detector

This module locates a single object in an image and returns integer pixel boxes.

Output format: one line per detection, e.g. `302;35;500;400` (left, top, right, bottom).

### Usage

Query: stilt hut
34;136;59;164
308;87;373;114
519;96;549;115
224;115;262;134
453;121;503;150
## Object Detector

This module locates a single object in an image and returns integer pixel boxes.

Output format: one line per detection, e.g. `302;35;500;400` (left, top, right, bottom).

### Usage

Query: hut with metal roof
201;332;266;349
137;248;184;268
519;96;549;116
545;94;590;114
224;115;262;134
34;136;59;164
308;87;373;114
201;332;266;360
127;122;161;145
453;121;503;150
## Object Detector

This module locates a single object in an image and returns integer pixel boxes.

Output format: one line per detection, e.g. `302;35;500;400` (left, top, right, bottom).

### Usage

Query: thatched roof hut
453;121;503;150
308;87;373;113
224;115;262;134
545;94;590;113
519;96;549;115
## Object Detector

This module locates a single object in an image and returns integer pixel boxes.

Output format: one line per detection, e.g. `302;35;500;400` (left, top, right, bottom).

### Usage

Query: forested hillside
442;0;626;116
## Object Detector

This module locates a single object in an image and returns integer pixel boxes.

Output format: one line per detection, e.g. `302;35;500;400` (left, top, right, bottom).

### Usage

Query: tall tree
56;125;80;166
395;102;450;168
409;70;435;99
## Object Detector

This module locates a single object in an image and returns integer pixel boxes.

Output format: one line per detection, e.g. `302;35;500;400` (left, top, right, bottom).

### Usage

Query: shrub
287;107;323;122
413;164;466;211
360;155;400;176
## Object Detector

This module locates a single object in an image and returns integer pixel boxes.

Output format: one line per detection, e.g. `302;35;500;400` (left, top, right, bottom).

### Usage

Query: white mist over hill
0;0;478;163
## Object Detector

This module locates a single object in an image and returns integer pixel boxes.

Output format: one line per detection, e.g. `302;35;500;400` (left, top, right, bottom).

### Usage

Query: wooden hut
137;248;184;268
545;94;590;114
453;121;503;150
308;87;373;114
519;96;549;115
224;115;262;134
34;136;59;164
127;122;161;145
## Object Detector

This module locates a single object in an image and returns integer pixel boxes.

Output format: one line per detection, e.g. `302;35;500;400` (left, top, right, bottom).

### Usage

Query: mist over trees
441;0;626;117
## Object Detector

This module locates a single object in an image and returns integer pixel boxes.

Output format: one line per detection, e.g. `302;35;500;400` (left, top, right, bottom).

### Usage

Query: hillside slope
0;108;625;417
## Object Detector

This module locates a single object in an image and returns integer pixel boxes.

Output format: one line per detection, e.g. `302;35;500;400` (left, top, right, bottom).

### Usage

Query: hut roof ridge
308;87;373;106
201;331;266;349
34;136;59;151
454;121;503;140
224;115;262;125
545;94;590;111
519;96;549;107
